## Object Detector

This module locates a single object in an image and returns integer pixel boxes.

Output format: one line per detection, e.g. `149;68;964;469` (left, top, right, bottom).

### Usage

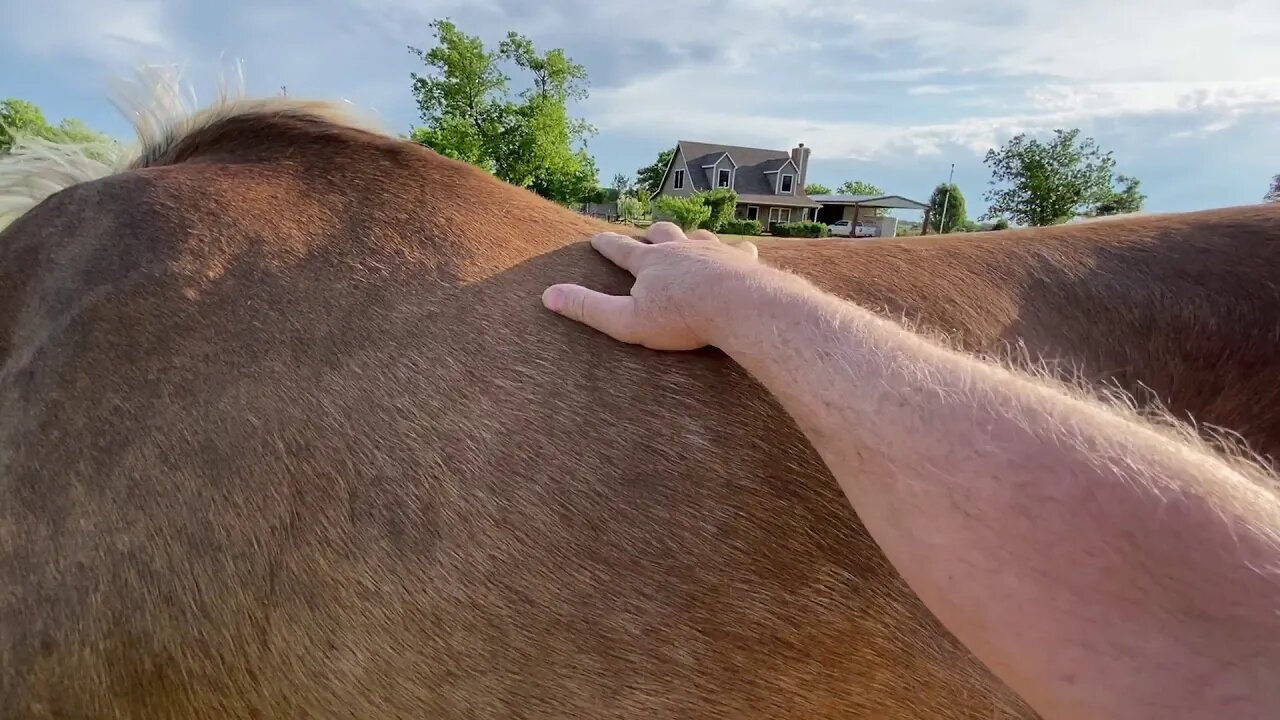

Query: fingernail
542;286;563;313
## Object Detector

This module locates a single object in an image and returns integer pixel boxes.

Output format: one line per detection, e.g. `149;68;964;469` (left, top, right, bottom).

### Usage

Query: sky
4;0;1279;217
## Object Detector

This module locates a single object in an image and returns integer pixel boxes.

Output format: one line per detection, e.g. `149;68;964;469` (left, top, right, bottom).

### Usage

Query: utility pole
938;163;955;234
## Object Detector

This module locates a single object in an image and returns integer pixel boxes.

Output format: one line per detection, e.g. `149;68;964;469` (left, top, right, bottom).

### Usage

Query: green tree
1;99;52;153
655;195;711;230
617;195;644;223
694;188;737;231
491;29;597;201
1265;174;1279;203
804;182;832;195
407;19;598;203
408;20;508;169
837;179;882;196
982;129;1117;226
0;98;116;160
497;32;588;102
636;148;674;196
838;179;886;216
992;217;1011;231
1091;175;1145;217
926;182;967;233
611;172;630;197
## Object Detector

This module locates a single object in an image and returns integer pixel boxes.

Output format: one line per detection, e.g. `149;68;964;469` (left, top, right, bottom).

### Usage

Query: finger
645;221;687;245
589;232;648;274
685;229;720;244
735;240;759;260
542;284;640;343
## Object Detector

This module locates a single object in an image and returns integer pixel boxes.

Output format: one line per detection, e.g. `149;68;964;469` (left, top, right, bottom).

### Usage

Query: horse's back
0;110;1026;718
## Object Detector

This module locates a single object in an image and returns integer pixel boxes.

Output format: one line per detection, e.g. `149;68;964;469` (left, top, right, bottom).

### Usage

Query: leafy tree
617;195;644;223
0;98;116;161
407;19;598;203
490;29;598;201
837;179;883;196
926;182;967;233
838;179;886;215
655;195;711;231
611;172;630;197
408;20;508;169
982;129;1118;226
1091;175;1145;217
636;148;674;196
804;182;832;195
497;32;588;102
1;99;52;152
694;188;737;231
992;217;1011;231
581;187;612;204
1265;174;1280;203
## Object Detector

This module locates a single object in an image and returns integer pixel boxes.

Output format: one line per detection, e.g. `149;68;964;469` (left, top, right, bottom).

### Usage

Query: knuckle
566;291;589;323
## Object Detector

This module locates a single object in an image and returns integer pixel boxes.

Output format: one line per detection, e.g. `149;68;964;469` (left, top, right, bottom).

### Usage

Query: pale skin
542;222;1280;720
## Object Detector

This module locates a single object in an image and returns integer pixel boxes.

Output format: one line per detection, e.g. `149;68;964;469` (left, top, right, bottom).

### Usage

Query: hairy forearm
708;268;1280;719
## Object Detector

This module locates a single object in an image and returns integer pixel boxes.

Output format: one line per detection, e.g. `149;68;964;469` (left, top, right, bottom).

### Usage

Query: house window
746;206;759;221
780;173;794;193
768;207;793;225
673;169;685;190
717;168;731;188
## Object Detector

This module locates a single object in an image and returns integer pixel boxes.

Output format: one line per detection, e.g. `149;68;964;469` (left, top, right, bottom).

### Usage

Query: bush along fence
719;218;762;236
652;189;829;239
770;221;829;238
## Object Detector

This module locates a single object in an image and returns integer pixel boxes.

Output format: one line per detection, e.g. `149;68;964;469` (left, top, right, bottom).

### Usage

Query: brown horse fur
1;85;1279;719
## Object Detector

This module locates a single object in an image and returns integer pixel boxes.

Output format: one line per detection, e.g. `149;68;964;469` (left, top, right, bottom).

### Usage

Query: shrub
617;195;644;223
719;218;762;236
693;188;738;231
771;221;828;238
654;195;712;231
992;217;1011;231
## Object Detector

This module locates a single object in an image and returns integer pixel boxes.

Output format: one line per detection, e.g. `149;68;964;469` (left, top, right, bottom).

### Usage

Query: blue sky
4;0;1279;216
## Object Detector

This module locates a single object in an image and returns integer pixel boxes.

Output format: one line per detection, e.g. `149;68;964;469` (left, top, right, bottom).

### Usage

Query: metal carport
809;194;933;234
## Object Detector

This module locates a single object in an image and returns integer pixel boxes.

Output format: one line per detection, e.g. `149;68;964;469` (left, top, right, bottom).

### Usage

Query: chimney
791;143;811;193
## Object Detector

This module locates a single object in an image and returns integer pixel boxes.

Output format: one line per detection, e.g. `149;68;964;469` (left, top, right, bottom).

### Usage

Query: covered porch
733;193;823;230
810;194;933;236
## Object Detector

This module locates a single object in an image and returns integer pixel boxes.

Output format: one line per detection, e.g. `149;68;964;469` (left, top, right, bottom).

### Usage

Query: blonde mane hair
0;62;381;228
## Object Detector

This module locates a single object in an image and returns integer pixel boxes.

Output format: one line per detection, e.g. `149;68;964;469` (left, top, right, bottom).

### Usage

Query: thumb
542;284;639;343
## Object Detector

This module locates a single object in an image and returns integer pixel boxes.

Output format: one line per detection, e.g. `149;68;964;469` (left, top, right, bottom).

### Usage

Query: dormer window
674;169;685;189
780;173;794;194
717;168;731;188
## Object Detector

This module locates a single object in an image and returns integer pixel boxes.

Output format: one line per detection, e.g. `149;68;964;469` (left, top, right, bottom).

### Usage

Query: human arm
541;223;1280;720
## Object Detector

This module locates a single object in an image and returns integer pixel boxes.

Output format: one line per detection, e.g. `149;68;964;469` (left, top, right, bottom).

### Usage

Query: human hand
541;221;761;350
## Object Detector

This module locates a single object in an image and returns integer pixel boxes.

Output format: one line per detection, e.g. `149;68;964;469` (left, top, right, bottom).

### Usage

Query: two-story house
650;140;822;227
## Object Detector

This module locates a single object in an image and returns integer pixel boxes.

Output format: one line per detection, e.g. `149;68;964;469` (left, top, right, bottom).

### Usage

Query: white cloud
581;0;1280;159
5;0;1278;165
1;0;172;65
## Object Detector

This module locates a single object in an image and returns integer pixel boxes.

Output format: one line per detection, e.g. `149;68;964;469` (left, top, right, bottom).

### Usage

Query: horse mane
0;62;380;228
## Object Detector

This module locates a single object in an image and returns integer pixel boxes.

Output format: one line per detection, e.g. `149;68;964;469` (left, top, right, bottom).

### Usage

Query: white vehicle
827;220;878;238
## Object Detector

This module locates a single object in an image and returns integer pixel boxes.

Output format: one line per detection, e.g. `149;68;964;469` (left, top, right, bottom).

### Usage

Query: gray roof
809;194;929;211
676;140;815;202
